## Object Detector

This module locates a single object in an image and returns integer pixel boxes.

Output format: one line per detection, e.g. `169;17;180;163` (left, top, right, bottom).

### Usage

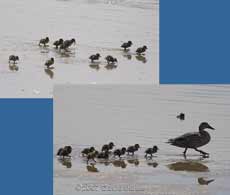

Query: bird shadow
112;160;127;169
89;62;100;71
167;157;209;172
86;163;99;173
127;159;140;166
105;63;117;70
135;55;147;63
9;64;19;71
44;68;54;79
57;158;72;169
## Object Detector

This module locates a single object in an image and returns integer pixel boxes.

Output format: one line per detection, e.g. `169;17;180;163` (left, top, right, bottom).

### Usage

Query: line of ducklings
8;38;148;72
57;142;158;164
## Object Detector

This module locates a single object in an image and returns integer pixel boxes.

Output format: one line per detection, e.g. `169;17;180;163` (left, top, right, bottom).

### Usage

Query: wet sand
54;85;230;195
0;0;159;97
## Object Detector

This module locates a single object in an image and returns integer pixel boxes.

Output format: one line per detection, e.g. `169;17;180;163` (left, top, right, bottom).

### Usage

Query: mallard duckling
198;177;215;185
136;45;147;55
177;113;185;120
167;122;215;156
105;55;118;64
97;151;109;160
87;151;99;164
60;38;76;50
53;38;64;48
145;146;158;158
89;53;101;62
113;147;126;158
127;144;140;155
9;55;19;64
39;37;49;46
121;41;132;50
57;146;72;158
81;146;95;156
101;142;115;152
44;57;54;68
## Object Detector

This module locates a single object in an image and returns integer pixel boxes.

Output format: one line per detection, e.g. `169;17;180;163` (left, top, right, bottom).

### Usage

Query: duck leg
183;148;188;155
194;148;209;155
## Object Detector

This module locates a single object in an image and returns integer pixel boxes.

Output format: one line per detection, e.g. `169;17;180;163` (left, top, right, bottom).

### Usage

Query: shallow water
0;0;159;97
54;85;230;195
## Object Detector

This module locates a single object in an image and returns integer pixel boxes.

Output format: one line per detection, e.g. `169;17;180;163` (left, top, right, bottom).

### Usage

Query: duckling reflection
112;160;127;169
122;53;132;60
105;64;117;70
86;163;99;173
58;158;72;169
167;160;209;172
147;161;158;168
89;62;100;71
198;177;215;185
44;68;54;79
135;55;147;63
127;159;139;166
9;64;19;71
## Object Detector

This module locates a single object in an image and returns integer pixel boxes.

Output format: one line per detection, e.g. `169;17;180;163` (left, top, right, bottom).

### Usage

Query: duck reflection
58;158;72;168
127;159;139;166
89;62;100;71
167;160;209;172
147;161;158;168
86;163;99;172
112;160;127;169
122;52;132;60
9;64;19;71
44;68;54;79
135;55;147;63
105;64;117;70
198;177;215;185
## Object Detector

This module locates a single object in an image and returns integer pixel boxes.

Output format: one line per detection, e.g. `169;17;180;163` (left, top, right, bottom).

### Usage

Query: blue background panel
160;0;230;83
0;99;53;195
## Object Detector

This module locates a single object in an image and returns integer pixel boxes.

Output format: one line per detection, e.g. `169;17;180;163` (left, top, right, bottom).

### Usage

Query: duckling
113;147;126;158
87;151;99;164
97;150;109;160
60;38;76;50
198;177;215;185
145;146;158;158
121;41;133;50
127;144;140;155
39;37;49;46
9;55;19;64
89;53;101;62
105;55;118;64
177;113;185;120
53;38;64;48
57;146;72;158
81;146;95;156
101;142;115;152
44;58;54;68
136;45;147;55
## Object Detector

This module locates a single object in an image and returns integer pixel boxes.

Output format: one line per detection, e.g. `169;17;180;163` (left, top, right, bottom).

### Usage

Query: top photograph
0;0;159;98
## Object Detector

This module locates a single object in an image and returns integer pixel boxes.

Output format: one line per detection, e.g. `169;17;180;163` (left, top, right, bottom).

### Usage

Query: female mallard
167;122;215;156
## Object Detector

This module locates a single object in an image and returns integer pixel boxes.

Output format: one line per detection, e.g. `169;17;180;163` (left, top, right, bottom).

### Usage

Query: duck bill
208;125;215;130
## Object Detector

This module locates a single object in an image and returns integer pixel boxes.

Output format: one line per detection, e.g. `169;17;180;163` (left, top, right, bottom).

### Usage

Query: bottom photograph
54;85;230;195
